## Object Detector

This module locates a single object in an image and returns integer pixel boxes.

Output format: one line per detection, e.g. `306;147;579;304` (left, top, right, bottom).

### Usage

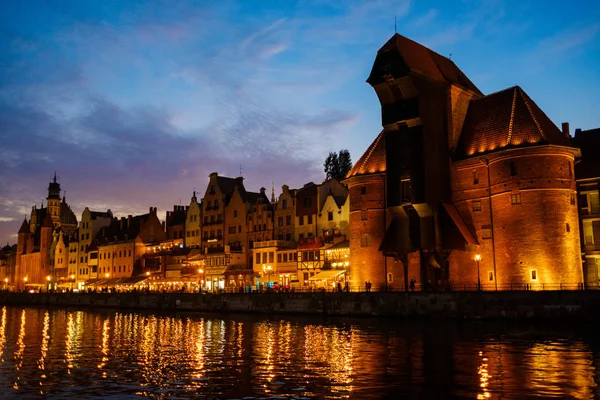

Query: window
360;234;371;247
401;179;411;202
531;270;537;281
286;216;292;225
80;257;83;263
285;233;291;241
488;271;494;281
269;252;274;263
472;170;479;185
256;254;261;264
214;200;219;208
361;210;368;221
361;186;367;195
234;210;238;218
308;215;312;224
283;253;288;262
210;215;215;223
238;225;242;233
472;201;482;212
510;194;521;205
282;200;288;209
303;197;311;208
328;211;333;221
299;216;304;226
277;254;282;263
204;217;208;224
129;250;132;257
510;161;517;177
187;231;190;237
566;223;570;232
229;226;236;234
570;193;576;205
482;227;492;239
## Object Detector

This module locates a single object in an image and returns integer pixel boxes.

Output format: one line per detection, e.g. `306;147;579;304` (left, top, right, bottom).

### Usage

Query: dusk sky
1;0;599;245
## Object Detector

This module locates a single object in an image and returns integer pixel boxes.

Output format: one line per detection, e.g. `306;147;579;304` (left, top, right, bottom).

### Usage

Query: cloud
0;217;15;223
411;9;438;27
538;23;600;55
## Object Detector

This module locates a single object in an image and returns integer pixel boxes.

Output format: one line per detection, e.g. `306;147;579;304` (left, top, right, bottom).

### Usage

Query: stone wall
1;291;599;321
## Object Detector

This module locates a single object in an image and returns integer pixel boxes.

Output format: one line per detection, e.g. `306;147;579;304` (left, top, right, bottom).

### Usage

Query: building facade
346;34;582;291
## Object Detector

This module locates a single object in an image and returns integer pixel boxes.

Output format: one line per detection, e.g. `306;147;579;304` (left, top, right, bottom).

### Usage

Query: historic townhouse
573;127;600;288
75;207;113;283
274;185;296;241
185;191;201;248
95;207;165;281
166;205;186;247
295;183;319;240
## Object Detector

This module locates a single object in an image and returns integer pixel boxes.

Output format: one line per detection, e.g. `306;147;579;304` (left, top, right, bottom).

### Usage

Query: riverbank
1;290;598;320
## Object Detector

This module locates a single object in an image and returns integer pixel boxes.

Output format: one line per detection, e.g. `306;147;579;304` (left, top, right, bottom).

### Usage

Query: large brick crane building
346;34;582;291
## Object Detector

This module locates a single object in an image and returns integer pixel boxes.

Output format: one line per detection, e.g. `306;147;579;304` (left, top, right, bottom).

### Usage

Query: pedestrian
409;278;416;291
365;281;369;292
337;282;342;292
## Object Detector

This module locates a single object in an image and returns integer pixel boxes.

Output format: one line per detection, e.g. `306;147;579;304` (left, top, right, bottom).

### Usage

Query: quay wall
0;291;599;320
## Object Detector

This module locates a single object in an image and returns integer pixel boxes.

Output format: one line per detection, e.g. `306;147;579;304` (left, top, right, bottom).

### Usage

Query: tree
324;149;352;181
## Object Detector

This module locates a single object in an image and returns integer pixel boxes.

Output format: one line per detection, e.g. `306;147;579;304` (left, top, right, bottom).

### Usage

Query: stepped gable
345;130;386;179
456;86;571;159
367;33;481;95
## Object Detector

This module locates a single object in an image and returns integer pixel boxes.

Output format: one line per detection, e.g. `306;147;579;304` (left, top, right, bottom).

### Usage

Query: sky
1;0;599;245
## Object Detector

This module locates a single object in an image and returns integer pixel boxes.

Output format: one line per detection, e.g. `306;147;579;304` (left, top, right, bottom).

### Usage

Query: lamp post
105;273;110;293
70;274;75;291
198;268;204;293
262;265;272;289
474;254;482;291
46;275;52;292
3;278;7;291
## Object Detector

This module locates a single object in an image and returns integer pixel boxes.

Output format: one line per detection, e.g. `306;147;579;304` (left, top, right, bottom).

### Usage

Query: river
0;306;598;399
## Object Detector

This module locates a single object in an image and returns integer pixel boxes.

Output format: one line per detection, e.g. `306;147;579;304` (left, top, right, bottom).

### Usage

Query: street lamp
3;277;7;291
262;265;272;289
474;254;482;291
70;274;75;291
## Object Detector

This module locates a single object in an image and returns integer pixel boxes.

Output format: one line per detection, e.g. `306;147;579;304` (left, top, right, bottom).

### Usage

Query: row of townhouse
9;172;350;291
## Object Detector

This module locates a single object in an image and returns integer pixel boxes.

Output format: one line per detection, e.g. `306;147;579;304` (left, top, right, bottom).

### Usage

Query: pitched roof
345;130;386;179
367;33;481;95
91;210;112;219
41;212;53;228
18;219;30;234
216;176;245;195
455;86;571;159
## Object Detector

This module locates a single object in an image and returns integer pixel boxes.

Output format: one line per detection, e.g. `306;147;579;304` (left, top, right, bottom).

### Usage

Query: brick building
346;34;582;291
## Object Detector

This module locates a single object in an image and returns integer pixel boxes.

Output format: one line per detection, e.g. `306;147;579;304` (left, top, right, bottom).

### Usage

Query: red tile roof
345;130;386;179
456;86;570;158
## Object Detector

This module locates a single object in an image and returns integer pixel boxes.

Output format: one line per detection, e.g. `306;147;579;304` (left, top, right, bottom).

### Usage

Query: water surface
0;306;598;399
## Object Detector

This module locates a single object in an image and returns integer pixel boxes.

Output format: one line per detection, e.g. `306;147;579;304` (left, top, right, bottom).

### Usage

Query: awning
441;203;479;246
309;270;345;281
24;283;44;287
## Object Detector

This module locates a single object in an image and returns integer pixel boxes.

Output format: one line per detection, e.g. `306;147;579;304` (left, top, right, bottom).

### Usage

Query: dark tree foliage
324;149;352;181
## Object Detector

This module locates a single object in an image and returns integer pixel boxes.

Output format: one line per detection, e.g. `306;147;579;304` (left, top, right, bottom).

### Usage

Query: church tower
47;172;61;228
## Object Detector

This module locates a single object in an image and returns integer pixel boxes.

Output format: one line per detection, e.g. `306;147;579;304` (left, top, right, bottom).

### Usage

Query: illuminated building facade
573;127;600;288
346;34;582;291
95;208;166;280
15;175;78;289
184;192;201;248
76;207;113;283
274;185;296;242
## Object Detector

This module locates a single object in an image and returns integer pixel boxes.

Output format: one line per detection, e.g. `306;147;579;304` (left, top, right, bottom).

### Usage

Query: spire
18;218;29;234
53;171;57;183
271;181;275;203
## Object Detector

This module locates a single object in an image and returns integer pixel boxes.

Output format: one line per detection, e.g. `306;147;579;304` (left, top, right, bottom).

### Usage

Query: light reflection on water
0;306;598;399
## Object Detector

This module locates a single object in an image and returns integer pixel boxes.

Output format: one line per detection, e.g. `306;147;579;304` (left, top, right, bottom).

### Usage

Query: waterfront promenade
1;290;599;320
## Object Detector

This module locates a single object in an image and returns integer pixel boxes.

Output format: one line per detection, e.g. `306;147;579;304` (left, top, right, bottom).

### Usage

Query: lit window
472;201;482;212
510;194;521;205
387;273;393;283
482;227;492;239
360;234;371;247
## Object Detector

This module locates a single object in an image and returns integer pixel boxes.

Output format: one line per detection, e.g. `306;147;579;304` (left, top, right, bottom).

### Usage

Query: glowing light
146;271;151;276
105;273;110;278
70;274;75;280
475;254;482;262
198;269;203;274
23;277;28;282
46;275;51;281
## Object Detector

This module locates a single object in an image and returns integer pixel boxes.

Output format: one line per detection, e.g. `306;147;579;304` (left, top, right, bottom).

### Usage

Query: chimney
260;187;266;195
575;128;582;137
561;122;570;137
149;207;153;214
